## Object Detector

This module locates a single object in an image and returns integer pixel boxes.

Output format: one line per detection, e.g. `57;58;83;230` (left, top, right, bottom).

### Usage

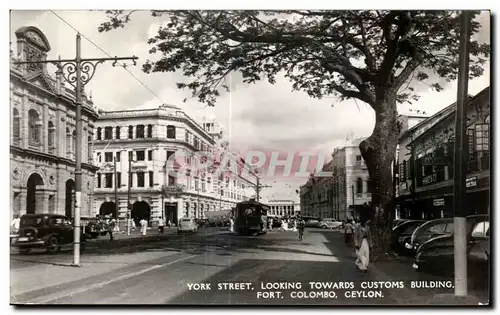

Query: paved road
10;228;488;305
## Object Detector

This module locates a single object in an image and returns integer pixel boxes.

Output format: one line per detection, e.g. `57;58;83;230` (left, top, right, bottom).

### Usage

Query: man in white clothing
140;219;148;236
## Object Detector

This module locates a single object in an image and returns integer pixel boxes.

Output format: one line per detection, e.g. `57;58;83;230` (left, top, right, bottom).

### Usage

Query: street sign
433;198;445;207
421;155;451;166
162;184;185;195
466;176;477;188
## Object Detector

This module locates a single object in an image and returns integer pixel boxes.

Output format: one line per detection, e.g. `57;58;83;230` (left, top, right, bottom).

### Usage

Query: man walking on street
11;215;20;235
345;220;354;245
297;216;306;241
108;216;116;242
140;218;148;236
157;217;165;236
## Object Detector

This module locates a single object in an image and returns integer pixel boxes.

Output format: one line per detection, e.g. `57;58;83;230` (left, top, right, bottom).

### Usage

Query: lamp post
13;33;137;266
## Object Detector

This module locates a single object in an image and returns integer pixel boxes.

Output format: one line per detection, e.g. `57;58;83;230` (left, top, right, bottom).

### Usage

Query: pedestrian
297;216;306;241
108;216;116;242
167;219;172;228
354;221;370;273
11;215;20;235
269;218;273;231
140;218;148;236
345;220;354;245
292;218;297;232
157;217;165;236
229;217;234;232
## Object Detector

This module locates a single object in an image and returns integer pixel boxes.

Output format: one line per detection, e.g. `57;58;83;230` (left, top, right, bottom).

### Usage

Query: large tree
99;10;489;255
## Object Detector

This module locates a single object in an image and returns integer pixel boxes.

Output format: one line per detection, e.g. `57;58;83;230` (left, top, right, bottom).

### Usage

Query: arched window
115;126;121;139
96;127;102;140
28;109;41;144
167;125;176;139
128;125;133;139
356;177;363;194
147;124;153;138
48;121;55;149
12;108;20;139
136;124;145;138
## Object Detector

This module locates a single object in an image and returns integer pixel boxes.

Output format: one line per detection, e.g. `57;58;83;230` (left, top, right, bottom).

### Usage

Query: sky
9;10;491;203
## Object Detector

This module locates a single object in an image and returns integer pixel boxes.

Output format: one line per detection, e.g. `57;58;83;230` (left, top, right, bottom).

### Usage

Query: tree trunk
359;90;401;261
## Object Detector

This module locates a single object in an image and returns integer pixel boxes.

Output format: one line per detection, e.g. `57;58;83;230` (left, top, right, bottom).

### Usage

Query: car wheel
322;225;327;229
46;236;59;254
19;248;30;255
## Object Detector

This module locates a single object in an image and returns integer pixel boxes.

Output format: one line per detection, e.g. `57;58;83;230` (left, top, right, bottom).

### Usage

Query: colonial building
10;26;99;220
299;138;372;221
397;86;490;219
92;105;257;227
266;199;300;218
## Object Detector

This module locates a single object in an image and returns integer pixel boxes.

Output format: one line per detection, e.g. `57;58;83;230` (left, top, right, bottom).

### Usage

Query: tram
234;198;269;236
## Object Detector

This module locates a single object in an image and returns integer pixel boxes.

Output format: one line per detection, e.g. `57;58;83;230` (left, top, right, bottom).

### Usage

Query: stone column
151;196;161;228
177;198;184;224
19;188;27;216
118;198;129;230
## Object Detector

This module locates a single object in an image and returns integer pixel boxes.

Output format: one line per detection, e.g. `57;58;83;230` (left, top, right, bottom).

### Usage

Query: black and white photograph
7;5;492;307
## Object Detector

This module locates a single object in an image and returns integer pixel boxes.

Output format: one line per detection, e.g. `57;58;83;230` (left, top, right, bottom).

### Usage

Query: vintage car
81;216;102;239
413;215;489;282
178;217;198;234
318;218;343;230
390;220;425;255
12;214;87;254
406;218;454;255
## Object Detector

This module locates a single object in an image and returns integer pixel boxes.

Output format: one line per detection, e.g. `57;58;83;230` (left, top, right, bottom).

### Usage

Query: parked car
81;217;102;239
390;220;425;255
392;219;409;229
413;216;489;283
178;217;198;234
318;218;343;229
12;214;87;254
195;218;209;228
406;218;454;255
304;219;320;228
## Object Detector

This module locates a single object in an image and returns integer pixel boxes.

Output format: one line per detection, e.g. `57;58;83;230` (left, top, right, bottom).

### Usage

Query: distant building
10;26;99;220
266;199;300;218
299;138;371;221
92;105;257;227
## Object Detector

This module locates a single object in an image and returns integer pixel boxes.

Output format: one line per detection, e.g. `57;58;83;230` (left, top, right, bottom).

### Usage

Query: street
10;228;487;305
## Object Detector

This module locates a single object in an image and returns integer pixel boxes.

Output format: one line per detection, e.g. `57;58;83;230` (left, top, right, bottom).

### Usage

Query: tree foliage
98;10;489;109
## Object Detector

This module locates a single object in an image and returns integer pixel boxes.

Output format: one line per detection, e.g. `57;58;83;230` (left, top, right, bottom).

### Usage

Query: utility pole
127;158;133;236
13;33;137;267
453;11;471;297
196;185;200;219
255;177;271;202
114;156;118;220
219;189;223;211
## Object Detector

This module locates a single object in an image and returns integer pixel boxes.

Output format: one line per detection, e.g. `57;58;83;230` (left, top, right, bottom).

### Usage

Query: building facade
10;26;99;220
396;87;490;219
300;138;372;221
92;105;257;227
266;199;300;218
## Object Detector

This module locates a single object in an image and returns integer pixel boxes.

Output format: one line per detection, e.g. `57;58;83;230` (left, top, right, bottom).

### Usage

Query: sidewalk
320;229;489;305
10;250;183;298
